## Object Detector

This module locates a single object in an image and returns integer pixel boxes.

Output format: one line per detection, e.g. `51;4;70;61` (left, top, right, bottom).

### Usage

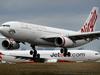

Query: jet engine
55;37;73;47
2;39;20;49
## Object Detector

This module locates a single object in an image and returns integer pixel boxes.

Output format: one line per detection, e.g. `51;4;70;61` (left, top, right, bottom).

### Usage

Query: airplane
0;49;100;63
0;7;99;58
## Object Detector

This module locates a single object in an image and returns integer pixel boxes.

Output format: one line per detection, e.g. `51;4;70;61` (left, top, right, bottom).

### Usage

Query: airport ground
0;62;100;75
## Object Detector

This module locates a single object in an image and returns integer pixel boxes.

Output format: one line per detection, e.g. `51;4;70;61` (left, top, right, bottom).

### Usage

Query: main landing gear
60;48;71;57
30;45;40;60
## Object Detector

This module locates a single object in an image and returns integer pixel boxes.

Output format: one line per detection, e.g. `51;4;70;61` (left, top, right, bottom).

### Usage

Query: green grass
0;62;100;75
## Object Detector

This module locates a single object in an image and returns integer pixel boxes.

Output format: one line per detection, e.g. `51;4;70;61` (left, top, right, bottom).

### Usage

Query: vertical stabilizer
80;7;98;32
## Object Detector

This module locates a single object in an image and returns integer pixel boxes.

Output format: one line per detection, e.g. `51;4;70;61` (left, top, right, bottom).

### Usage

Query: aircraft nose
0;26;10;34
0;27;4;33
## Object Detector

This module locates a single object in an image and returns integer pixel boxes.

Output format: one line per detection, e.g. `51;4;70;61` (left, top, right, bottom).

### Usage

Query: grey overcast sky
0;0;100;51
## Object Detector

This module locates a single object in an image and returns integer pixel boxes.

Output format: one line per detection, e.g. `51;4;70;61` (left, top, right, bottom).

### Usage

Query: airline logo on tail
80;7;98;32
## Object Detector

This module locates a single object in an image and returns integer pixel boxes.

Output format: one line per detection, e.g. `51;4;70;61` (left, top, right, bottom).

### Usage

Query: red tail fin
80;7;98;32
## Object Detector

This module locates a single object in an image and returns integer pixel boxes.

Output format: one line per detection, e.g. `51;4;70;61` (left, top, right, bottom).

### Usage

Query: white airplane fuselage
0;50;100;63
0;21;90;48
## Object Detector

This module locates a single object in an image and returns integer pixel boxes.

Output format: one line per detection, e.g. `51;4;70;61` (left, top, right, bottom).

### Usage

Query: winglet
80;7;99;32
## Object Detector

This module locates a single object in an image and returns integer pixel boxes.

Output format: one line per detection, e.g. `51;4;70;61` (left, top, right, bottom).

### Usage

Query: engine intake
2;39;20;49
55;37;73;47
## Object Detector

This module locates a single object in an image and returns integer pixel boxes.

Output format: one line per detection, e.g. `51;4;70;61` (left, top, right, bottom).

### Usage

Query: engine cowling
2;39;20;49
55;37;73;47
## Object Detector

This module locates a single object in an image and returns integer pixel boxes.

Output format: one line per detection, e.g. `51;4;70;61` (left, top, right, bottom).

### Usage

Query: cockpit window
2;25;10;27
95;53;100;55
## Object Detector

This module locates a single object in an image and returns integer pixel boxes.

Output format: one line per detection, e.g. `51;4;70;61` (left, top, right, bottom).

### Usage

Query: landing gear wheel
30;45;38;60
67;52;71;57
60;48;71;57
37;54;40;59
60;48;64;53
33;50;37;59
63;48;67;57
30;50;34;55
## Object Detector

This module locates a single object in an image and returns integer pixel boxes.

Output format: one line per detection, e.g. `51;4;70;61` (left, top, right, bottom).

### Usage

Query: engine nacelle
55;37;73;47
2;39;20;49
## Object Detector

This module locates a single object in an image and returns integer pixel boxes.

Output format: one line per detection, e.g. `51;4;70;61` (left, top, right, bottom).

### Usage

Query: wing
41;31;100;42
68;31;100;40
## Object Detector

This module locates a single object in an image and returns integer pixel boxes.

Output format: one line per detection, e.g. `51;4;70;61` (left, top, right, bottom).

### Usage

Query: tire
30;50;34;55
37;54;40;59
63;48;68;57
34;50;37;55
60;48;64;53
33;50;37;60
67;52;71;57
63;52;67;57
